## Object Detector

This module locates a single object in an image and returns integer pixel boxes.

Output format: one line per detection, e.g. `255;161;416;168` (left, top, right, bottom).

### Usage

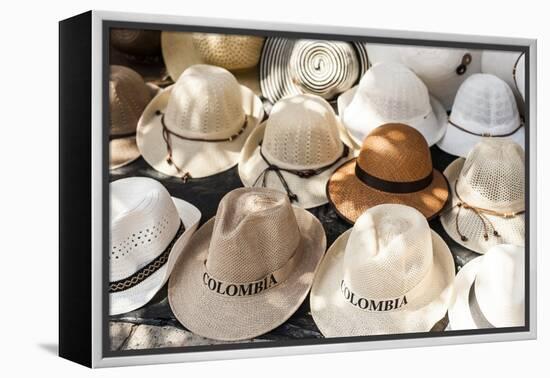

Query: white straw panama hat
168;187;326;341
481;50;526;103
109;65;158;170
440;138;525;255
311;204;455;337
161;32;264;95
448;244;524;330
109;177;201;315
338;62;447;147
259;38;369;104
137;64;264;180
437;73;524;158
365;44;481;110
238;94;356;209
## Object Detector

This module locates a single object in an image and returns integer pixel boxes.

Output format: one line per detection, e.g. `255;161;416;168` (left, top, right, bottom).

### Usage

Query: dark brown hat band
354;163;434;194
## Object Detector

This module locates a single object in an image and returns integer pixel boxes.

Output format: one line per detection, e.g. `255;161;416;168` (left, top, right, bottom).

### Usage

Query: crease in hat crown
342;204;434;300
450;73;521;135
191;33;264;70
205;188;301;284
262;94;345;170
163;65;247;140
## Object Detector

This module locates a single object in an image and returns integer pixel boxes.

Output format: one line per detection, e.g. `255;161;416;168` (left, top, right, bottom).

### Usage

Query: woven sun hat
259;38;369;105
481;50;526;103
311;204;455;336
161;32;264;95
437;73;524;158
109;177;201;315
448;244;524;330
111;29;161;56
365;44;482;110
327;123;449;224
440;138;525;254
338;62;447;147
168;187;326;341
238;94;356;209
109;65;158;170
137;64;264;180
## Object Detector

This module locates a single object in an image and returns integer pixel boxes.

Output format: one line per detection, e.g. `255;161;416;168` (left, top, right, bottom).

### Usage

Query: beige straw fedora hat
109;65;158;170
137;64;264;180
161;32;264;95
437;73;524;158
365;44;481;110
238;94;355;209
327;123;449;224
448;244;524;330
440;139;525;254
338;62;448;147
111;29;161;56
482;50;526;103
311;204;455;336
168;187;326;341
110;177;201;315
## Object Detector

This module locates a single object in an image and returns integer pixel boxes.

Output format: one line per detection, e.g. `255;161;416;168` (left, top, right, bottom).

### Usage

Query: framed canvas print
59;10;537;368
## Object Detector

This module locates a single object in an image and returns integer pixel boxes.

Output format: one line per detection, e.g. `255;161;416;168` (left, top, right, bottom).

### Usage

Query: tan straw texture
327;123;449;224
111;29;161;56
168;188;326;341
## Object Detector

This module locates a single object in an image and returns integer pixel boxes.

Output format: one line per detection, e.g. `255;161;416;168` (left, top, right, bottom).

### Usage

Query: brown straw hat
327;123;449;224
168;187;326;341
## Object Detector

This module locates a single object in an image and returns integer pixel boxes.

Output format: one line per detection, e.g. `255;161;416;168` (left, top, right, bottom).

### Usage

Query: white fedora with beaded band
109;177;201;315
137;64;264;181
311;204;455;337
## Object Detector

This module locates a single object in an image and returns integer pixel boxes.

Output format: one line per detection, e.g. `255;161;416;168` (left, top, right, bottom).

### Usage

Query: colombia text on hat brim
168;207;326;341
310;229;455;336
110;197;201;315
137;85;264;179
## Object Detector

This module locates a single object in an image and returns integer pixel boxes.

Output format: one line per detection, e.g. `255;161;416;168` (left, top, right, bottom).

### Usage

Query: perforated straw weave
191;33;264;70
481;50;525;103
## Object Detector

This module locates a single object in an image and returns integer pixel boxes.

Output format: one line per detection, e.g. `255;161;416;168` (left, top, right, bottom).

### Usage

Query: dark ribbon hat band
354;163;434;194
448;119;524;138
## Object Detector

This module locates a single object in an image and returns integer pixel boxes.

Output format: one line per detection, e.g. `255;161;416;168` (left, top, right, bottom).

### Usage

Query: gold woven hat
137;64;264;180
161;32;264;94
311;204;455;336
327;123;449;224
168;187;326;341
109;65;157;169
238;94;355;209
440;139;525;254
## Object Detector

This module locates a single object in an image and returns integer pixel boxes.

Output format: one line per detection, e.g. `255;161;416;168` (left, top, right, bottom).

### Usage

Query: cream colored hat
440;139;525;254
110;177;201;315
109;65;157;170
338;62;447;147
161;32;264;94
311;204;455;336
238;94;355;209
168;187;326;341
137;64;264;180
437;73;524;157
481;50;526;103
366;44;481;110
448;244;525;330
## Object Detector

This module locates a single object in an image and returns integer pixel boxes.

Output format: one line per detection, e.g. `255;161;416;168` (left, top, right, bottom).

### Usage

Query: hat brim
436;121;525;158
109;197;201;315
447;256;483;330
161;32;261;95
136;85;264;179
338;86;448;147
238;122;355;209
327;159;449;224
310;229;455;337
110;137;141;170
439;158;525;254
168;207;326;341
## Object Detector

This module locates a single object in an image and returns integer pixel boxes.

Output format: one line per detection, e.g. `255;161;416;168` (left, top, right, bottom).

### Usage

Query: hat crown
164;65;246;139
191;33;264;70
343;204;433;299
109;177;181;281
262;94;344;169
357;123;433;183
289;40;359;99
457;139;525;212
450;73;520;135
400;46;471;79
206;188;301;283
109;65;152;135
